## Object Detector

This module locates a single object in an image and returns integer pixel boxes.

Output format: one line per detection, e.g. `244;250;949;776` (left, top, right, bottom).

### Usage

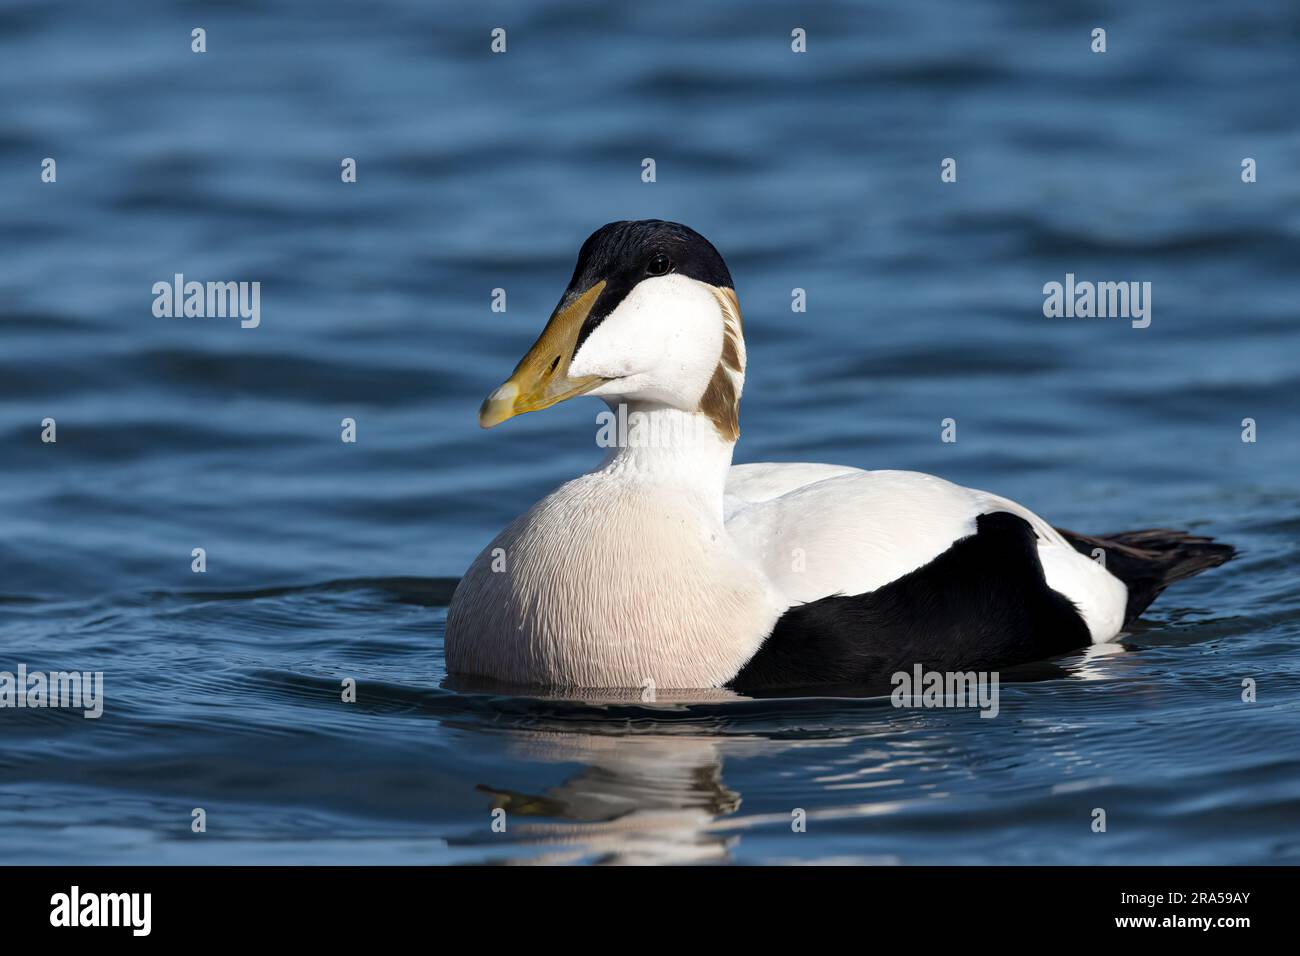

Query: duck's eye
646;253;672;277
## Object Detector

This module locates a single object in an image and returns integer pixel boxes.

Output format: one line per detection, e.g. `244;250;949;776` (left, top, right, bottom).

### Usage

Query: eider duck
446;220;1233;692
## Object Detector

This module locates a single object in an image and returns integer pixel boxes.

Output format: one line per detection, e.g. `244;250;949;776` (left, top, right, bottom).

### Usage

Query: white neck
595;400;736;516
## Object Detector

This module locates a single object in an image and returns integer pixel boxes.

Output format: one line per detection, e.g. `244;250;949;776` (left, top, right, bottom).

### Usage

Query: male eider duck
446;220;1233;692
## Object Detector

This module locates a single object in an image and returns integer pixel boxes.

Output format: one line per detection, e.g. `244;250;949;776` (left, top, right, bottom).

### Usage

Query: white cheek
569;289;664;380
570;276;721;396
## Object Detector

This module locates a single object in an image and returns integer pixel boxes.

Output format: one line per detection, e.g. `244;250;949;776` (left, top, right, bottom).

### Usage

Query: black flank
729;511;1092;695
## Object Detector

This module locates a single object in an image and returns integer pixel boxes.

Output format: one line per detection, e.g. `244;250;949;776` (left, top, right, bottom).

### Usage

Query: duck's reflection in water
440;679;764;863
476;728;755;864
439;648;1134;864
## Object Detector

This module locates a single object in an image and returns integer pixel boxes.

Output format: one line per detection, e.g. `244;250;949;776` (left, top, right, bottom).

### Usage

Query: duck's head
479;219;746;440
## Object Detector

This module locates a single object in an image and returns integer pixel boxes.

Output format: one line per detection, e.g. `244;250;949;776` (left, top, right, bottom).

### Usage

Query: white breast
445;470;783;688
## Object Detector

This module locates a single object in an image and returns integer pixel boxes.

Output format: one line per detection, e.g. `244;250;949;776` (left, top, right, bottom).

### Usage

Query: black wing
728;512;1091;694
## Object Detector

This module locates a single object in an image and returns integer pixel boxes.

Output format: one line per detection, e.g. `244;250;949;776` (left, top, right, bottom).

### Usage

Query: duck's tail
1054;527;1236;626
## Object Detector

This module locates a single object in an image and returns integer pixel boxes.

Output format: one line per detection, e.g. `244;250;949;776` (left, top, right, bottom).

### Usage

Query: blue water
2;0;1298;864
